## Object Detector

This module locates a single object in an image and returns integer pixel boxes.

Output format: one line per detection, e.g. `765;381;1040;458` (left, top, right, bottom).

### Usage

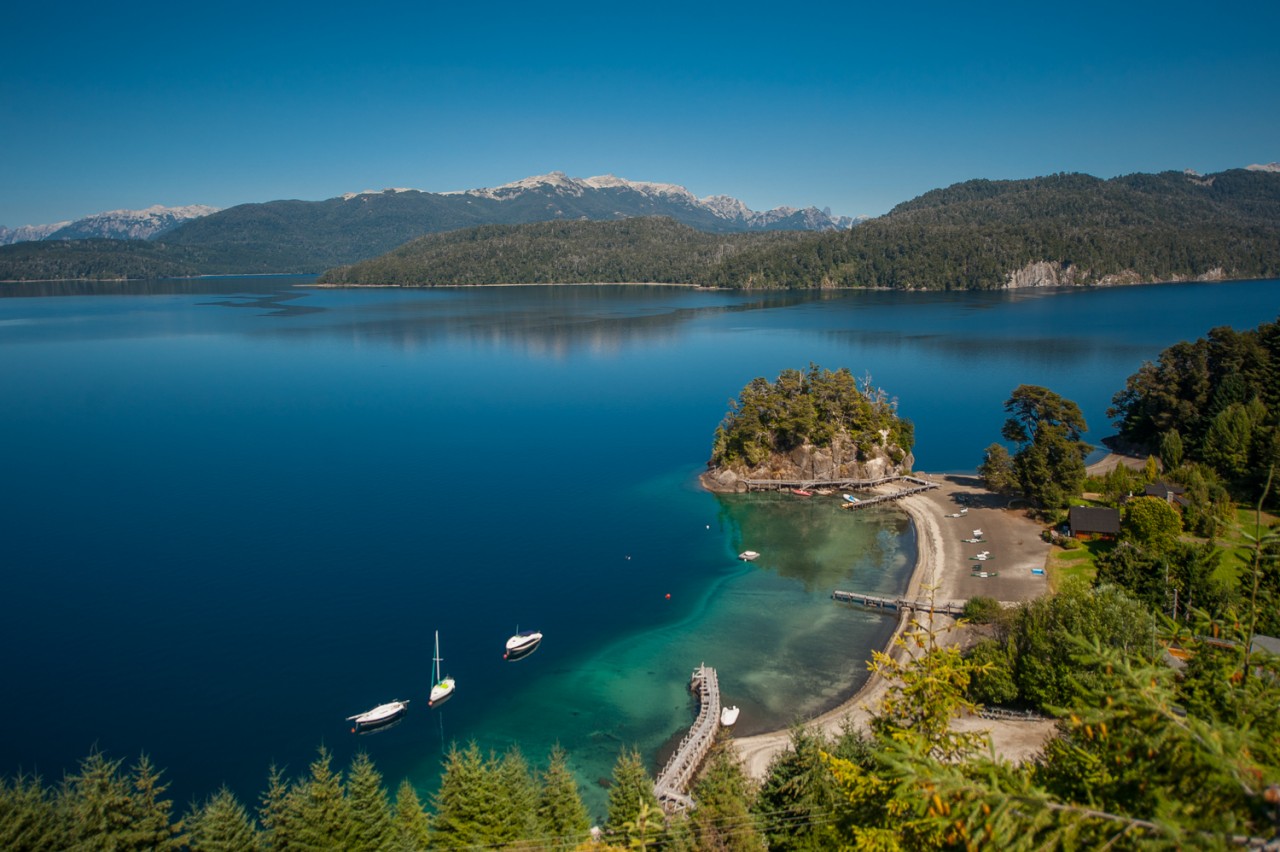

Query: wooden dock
741;475;938;511
831;589;965;617
653;664;721;813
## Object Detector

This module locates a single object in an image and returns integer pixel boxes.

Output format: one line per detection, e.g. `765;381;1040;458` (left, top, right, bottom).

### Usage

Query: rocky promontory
700;366;914;493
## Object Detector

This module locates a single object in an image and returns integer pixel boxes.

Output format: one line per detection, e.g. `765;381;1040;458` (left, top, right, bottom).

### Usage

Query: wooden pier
741;475;938;510
831;589;965;617
653;664;721;813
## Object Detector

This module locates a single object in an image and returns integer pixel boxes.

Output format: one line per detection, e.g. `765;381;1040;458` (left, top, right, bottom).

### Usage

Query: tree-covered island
701;365;915;492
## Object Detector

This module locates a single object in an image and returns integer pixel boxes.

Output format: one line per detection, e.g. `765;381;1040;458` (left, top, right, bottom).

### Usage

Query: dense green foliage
318;217;804;285
992;385;1090;507
698;169;1280;289
709;365;913;471
1110;315;1280;501
0;239;206;281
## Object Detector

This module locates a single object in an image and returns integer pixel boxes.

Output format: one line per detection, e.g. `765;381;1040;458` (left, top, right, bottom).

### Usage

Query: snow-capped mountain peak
0;204;221;244
451;171;854;230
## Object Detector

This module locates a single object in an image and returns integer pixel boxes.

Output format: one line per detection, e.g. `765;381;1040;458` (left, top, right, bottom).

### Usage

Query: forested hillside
320;169;1280;289
697;169;1280;289
0;239;206;281
317;218;805;286
5;168;1279;285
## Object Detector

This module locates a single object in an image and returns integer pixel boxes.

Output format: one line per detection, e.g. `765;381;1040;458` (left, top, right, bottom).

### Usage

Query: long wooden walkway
831;589;965;616
741;474;906;491
841;476;938;511
741;475;938;511
653;664;721;812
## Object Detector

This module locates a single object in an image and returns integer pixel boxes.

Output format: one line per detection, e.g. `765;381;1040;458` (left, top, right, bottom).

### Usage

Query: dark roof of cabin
1068;506;1121;534
1144;481;1187;497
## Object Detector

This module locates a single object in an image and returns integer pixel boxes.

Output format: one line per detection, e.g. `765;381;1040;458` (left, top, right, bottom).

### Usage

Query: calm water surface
1;277;1276;816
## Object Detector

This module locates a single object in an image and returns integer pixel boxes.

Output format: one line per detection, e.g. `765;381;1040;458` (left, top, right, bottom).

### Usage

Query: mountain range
320;168;1280;290
0;173;855;250
3;166;1278;287
0;204;219;246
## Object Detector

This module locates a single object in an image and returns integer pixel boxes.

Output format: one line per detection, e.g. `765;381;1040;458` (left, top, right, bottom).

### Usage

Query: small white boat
720;705;740;726
972;529;984;538
347;700;408;732
429;630;456;707
842;494;860;503
504;629;543;660
738;550;760;561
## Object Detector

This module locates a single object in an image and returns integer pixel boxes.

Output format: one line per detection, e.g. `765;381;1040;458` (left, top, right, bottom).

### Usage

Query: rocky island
700;365;915;492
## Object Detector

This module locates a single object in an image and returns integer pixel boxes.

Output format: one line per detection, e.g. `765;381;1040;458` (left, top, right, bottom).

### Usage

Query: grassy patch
1211;506;1279;584
1046;537;1115;592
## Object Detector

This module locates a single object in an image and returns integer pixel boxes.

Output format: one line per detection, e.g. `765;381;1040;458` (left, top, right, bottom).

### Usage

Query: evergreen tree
1000;385;1089;508
430;741;501;849
345;752;394;852
754;727;843;852
493;745;538;845
689;743;766;852
185;786;260;852
977;442;1017;493
0;771;66;851
257;764;292;851
534;744;589;850
287;746;352;850
604;748;660;836
59;749;181;851
1160;428;1185;470
389;780;430;852
125;754;182;850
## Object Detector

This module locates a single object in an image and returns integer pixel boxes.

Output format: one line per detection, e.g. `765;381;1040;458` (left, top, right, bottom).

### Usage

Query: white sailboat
347;699;408;733
429;630;456;707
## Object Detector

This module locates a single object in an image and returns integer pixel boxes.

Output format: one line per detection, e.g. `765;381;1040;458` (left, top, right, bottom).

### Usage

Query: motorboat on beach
504;629;543;660
738;550;760;561
347;700;408;733
720;705;740;726
429;630;456;707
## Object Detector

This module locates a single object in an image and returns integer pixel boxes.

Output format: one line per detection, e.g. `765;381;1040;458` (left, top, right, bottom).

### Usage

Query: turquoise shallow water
1;277;1276;818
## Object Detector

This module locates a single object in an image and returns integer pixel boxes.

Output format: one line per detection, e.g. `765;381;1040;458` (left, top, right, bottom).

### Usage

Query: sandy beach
731;473;1057;778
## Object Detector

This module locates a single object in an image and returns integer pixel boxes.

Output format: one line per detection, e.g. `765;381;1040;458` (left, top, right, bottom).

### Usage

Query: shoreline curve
730;472;1054;779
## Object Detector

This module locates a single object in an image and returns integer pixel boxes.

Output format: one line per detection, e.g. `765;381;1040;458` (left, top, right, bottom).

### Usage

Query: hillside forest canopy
3;168;1278;287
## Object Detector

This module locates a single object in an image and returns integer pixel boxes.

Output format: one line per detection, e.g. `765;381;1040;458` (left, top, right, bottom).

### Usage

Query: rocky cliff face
1004;261;1084;288
700;433;913;493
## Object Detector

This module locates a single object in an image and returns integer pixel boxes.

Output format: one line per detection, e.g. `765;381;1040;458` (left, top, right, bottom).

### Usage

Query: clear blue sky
3;0;1276;227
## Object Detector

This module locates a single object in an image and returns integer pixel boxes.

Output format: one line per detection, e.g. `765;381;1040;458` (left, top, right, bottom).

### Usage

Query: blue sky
3;0;1277;227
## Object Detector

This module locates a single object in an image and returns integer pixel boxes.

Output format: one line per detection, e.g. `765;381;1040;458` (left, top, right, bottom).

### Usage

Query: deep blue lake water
1;276;1277;818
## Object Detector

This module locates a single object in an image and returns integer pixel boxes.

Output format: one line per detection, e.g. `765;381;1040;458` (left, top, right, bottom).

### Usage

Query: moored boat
790;488;813;497
429;630;456;707
504;629;543;660
347;700;408;733
842;494;860;503
720;705;740;726
738;550;759;561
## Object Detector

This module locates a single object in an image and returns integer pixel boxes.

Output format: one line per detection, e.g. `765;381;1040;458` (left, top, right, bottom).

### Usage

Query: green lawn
1047;537;1114;591
1211;506;1279;584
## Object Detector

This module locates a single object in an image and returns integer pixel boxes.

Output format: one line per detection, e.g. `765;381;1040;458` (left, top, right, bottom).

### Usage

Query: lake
1;276;1276;817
